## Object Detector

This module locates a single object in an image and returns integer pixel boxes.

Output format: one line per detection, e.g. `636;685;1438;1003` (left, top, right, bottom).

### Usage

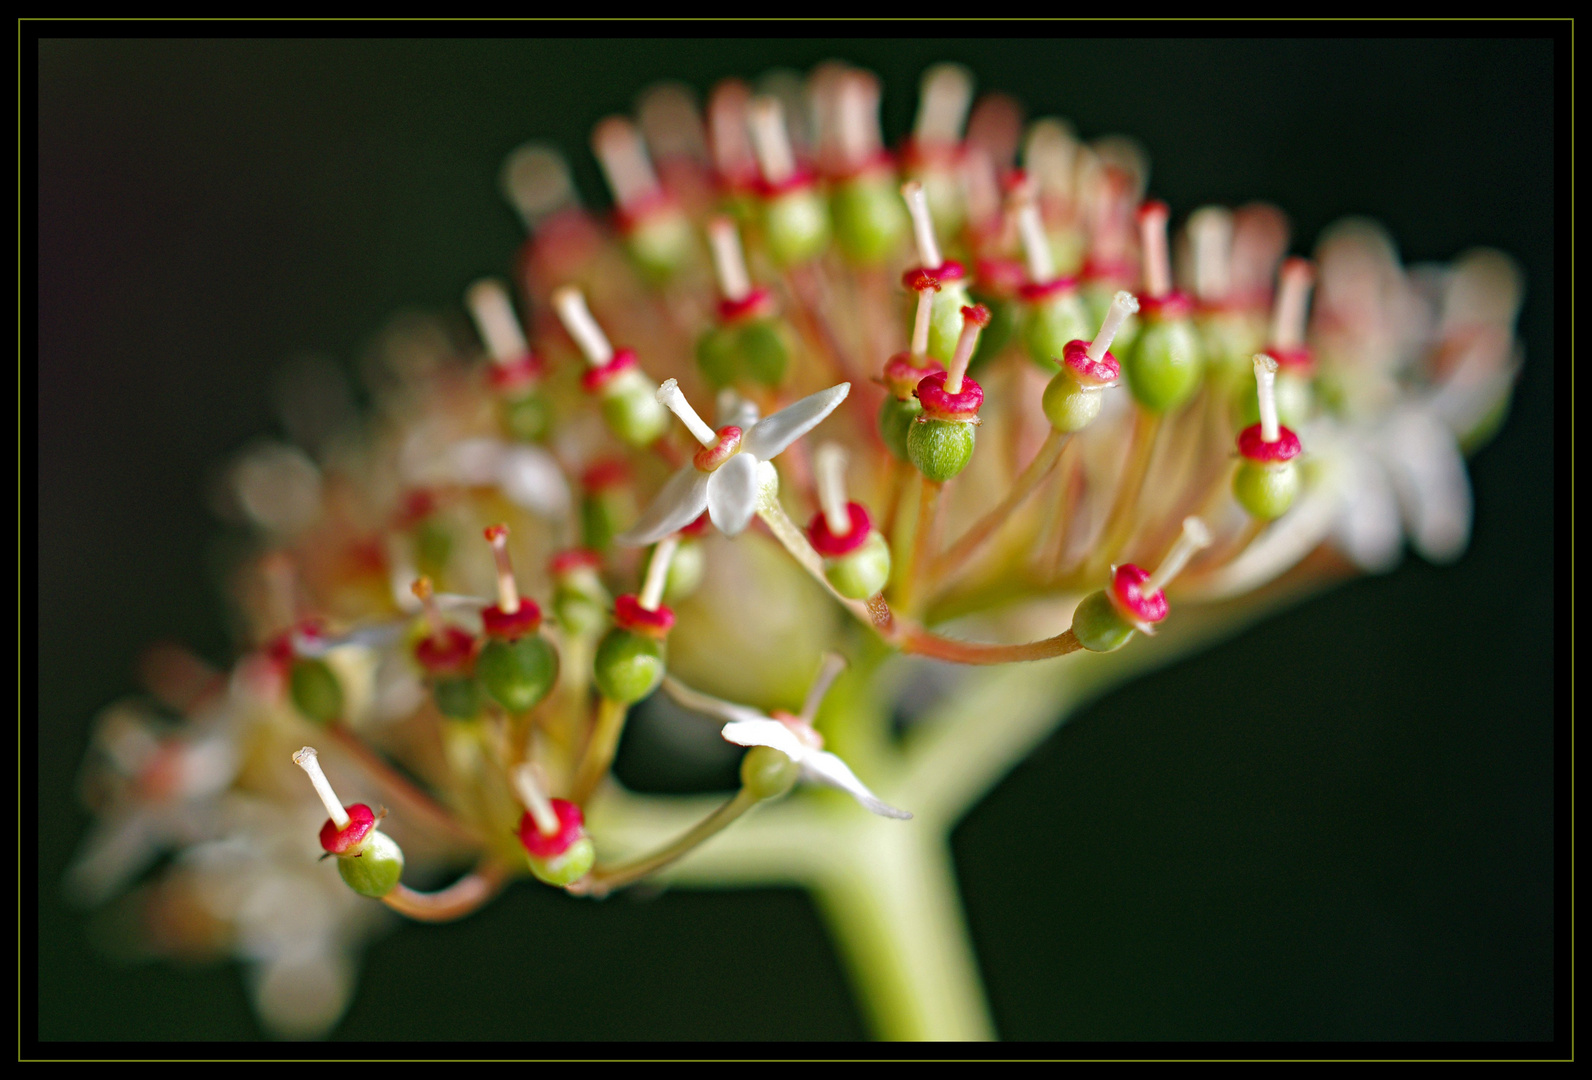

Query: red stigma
692;426;744;472
808;502;874;557
414;626;477;676
319;803;377;856
487;352;546;395
915;370;984;420
1236;424;1303;463
517;799;586;860
613;594;676;638
1138;291;1195;322
482;599;544;640
1108;564;1169;627
960;303;992;328
902;267;942;293
1268;345;1315;373
549;548;603;577
1017;276;1080;304
717;287;775;325
581;459;631;493
1062;340;1120;387
579;348;639;394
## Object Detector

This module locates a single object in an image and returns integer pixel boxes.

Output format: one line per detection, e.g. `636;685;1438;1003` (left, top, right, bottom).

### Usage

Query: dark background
37;37;1558;1043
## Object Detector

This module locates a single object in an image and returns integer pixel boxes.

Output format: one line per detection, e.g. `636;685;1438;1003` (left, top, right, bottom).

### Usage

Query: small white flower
616;381;851;546
664;675;911;820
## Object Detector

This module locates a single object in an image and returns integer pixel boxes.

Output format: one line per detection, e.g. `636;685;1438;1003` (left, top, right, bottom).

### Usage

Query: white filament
511;762;560;837
1024;118;1079;201
551;287;614;366
499;143;575;230
640;535;680;611
835;71;881;167
814;442;852;536
748;96;796;184
915;63;973;145
656;379;717;447
800;651;849;723
945;318;983;395
591;115;660;209
1189;207;1234;302
465;279;529;365
487;528;520;615
707;216;752;302
1272;258;1315;349
1140;203;1172;298
1146;517;1213;595
901;181;943;269
911;288;935;360
1017;196;1056;284
1088;291;1140;362
1254;354;1281;443
292;747;349;829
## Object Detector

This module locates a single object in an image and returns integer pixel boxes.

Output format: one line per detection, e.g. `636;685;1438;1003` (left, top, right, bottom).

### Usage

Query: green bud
581;493;624;552
289;657;343;726
763;188;830;267
1024;293;1093;372
968;296;1017;373
499;391;549;442
740;744;800;801
737;318;792;387
337;830;404;898
663;537;705;603
695;324;741;388
599;381;670;447
1071;589;1136;653
431;676;482;720
927;282;973;365
1233;460;1300;521
877;396;921;462
1236;369;1313;431
554;587;609;639
1041;373;1105;433
625;212;695;285
907;417;976;482
823;531;892;599
476;635;559;715
593;627;666;705
413;519;452;580
1125;317;1204;413
831;175;909;265
527;835;595;887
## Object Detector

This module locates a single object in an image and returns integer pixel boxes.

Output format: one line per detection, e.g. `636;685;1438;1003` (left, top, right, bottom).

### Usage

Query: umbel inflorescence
68;61;1523;1039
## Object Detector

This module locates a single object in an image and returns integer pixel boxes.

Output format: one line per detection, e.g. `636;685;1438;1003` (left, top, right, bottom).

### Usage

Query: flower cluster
67;60;1523;1039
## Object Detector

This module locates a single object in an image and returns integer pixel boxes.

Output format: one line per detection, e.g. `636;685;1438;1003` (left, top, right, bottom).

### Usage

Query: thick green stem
811;828;995;1041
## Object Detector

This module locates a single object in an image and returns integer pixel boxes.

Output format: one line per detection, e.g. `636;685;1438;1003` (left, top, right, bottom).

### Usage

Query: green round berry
738;318;792;387
763;188;830;267
968;295;1016;373
1235;370;1313;431
625;212;694;284
1071;589;1137;653
1041;373;1105;433
499;391;549;442
477;635;559;715
599;380;670;447
431;676;482;720
593;627;666;705
907;417;976;482
695;324;740;388
337;830;404;898
740;744;800;801
823;531;892;599
1125;316;1204;413
663;538;705;603
1233;460;1300;521
554;586;608;639
1024;293;1093;372
413;519;452;580
877;396;921;462
527;835;595;887
927;282;972;365
289;657;343;725
831;176;909;265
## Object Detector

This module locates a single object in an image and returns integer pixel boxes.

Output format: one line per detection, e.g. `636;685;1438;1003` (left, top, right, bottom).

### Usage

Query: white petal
706;453;759;536
663;677;771;727
443;437;507;487
1375;406;1473;563
614;467;711;547
721;717;807;760
801;751;913;820
498;444;573;518
715;389;761;430
1332;447;1404;573
742;383;851;461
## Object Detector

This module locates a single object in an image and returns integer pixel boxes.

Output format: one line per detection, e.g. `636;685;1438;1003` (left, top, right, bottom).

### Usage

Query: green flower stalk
62;55;1529;1043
